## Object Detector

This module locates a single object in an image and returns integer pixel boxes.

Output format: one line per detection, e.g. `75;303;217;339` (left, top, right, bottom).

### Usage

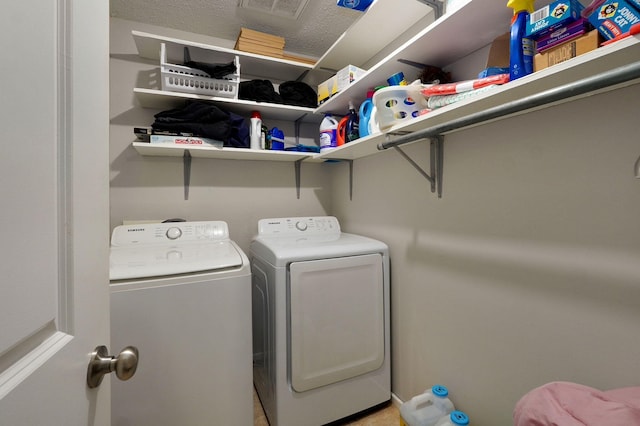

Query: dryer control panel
257;216;341;236
111;221;229;246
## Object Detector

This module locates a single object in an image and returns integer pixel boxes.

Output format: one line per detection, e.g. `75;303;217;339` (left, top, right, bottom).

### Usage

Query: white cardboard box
150;135;224;147
317;64;366;104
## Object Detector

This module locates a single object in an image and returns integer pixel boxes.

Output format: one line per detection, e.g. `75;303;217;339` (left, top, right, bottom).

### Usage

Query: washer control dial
166;227;183;240
295;221;308;231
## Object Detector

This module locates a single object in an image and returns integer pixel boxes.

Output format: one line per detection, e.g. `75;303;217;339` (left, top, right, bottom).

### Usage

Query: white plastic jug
319;114;339;152
400;385;455;426
250;111;262;150
435;411;469;426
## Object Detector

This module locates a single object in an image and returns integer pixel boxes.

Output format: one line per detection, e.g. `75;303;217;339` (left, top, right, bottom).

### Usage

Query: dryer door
289;253;385;392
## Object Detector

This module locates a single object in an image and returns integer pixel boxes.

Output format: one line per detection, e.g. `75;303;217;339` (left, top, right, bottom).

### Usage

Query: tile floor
253;388;399;425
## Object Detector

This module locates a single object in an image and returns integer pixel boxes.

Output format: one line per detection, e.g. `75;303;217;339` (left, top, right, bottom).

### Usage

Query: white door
0;1;111;424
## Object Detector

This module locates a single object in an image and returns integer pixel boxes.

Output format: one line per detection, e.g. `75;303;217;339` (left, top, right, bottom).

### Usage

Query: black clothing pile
279;81;318;108
239;79;317;108
152;100;249;148
183;47;237;79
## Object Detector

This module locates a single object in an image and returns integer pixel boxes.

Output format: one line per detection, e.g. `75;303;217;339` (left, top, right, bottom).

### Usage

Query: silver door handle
87;345;139;389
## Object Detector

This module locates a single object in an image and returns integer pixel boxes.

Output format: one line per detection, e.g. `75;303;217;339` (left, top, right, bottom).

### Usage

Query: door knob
87;345;139;389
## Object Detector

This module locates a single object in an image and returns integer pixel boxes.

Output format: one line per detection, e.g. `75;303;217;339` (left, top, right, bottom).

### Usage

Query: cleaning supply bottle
346;101;359;142
507;0;535;81
270;127;285;150
319;114;339;153
337;115;349;147
249;111;262;150
359;89;375;138
399;385;455;426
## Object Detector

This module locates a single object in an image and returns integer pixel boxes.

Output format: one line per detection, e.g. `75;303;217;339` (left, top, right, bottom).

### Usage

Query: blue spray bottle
507;0;535;80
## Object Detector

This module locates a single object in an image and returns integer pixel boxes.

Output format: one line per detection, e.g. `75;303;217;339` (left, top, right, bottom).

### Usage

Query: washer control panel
111;221;229;246
257;216;341;236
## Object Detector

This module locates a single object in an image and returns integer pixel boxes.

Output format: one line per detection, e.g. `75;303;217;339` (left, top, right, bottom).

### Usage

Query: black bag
238;79;282;104
279;81;317;108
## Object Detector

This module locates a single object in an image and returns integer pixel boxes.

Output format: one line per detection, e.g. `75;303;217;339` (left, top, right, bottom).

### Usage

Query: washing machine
250;216;390;426
109;220;253;426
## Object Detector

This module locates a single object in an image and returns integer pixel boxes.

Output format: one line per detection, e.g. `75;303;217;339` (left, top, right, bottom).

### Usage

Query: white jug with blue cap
400;385;455;426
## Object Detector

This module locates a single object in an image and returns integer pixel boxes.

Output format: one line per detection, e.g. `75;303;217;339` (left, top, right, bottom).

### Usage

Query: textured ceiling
110;0;363;58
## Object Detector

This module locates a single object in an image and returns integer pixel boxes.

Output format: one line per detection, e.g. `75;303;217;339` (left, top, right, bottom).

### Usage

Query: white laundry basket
160;43;240;98
372;85;428;131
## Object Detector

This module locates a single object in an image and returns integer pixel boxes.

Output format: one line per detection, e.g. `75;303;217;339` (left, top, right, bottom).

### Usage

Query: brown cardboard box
486;32;510;68
534;30;602;72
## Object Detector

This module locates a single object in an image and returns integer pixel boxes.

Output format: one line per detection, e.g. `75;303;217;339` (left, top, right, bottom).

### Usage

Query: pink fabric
513;382;640;426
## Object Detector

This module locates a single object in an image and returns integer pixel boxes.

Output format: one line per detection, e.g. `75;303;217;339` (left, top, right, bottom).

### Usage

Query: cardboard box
587;0;640;39
526;0;584;39
150;135;223;147
317;65;366;104
534;30;602;71
536;18;591;52
628;0;640;10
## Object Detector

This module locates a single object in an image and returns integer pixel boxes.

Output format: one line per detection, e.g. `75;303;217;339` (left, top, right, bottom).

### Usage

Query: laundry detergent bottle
507;0;534;81
359;90;375;138
337;115;349;147
319;114;339;153
346;101;360;142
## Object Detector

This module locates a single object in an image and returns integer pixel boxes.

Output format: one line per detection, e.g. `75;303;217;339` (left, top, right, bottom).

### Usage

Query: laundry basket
372;85;428;131
160;43;240;98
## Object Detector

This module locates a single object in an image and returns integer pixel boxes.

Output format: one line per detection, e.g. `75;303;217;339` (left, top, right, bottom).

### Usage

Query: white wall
109;18;329;253
331;83;640;424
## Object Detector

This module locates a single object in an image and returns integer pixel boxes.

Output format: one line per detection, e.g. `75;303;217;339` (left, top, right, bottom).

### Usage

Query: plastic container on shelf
346;101;359;142
250;111;262;150
270;127;285;150
435;411;470;426
507;0;534;80
319;114;339;153
159;43;240;98
399;385;455;426
372;85;429;131
359;89;375;138
337;115;349;147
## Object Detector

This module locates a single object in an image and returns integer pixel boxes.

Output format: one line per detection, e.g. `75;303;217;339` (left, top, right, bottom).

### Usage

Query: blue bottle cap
432;385;449;398
449;411;469;426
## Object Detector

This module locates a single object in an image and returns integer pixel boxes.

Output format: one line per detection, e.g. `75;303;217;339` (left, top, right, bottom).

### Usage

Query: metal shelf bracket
415;0;444;19
183;150;192;200
392;135;444;198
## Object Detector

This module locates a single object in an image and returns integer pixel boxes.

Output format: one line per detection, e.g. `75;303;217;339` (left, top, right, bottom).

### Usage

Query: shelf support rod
183;150;191;200
393;136;443;197
378;60;640;152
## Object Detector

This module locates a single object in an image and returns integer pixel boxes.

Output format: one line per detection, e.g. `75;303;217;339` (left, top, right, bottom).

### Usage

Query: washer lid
110;240;244;281
109;221;243;280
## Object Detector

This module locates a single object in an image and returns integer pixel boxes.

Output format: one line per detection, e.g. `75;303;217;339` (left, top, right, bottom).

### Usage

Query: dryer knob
295;221;308;231
166;227;182;240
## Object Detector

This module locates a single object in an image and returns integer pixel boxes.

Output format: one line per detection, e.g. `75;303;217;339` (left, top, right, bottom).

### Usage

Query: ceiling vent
238;0;310;19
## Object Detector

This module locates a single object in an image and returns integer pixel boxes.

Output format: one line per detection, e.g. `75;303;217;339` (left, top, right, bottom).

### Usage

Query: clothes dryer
250;216;390;426
109;221;252;426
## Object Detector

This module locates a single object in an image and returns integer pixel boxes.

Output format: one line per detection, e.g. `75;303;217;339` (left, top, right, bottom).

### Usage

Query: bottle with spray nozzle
507;0;535;81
